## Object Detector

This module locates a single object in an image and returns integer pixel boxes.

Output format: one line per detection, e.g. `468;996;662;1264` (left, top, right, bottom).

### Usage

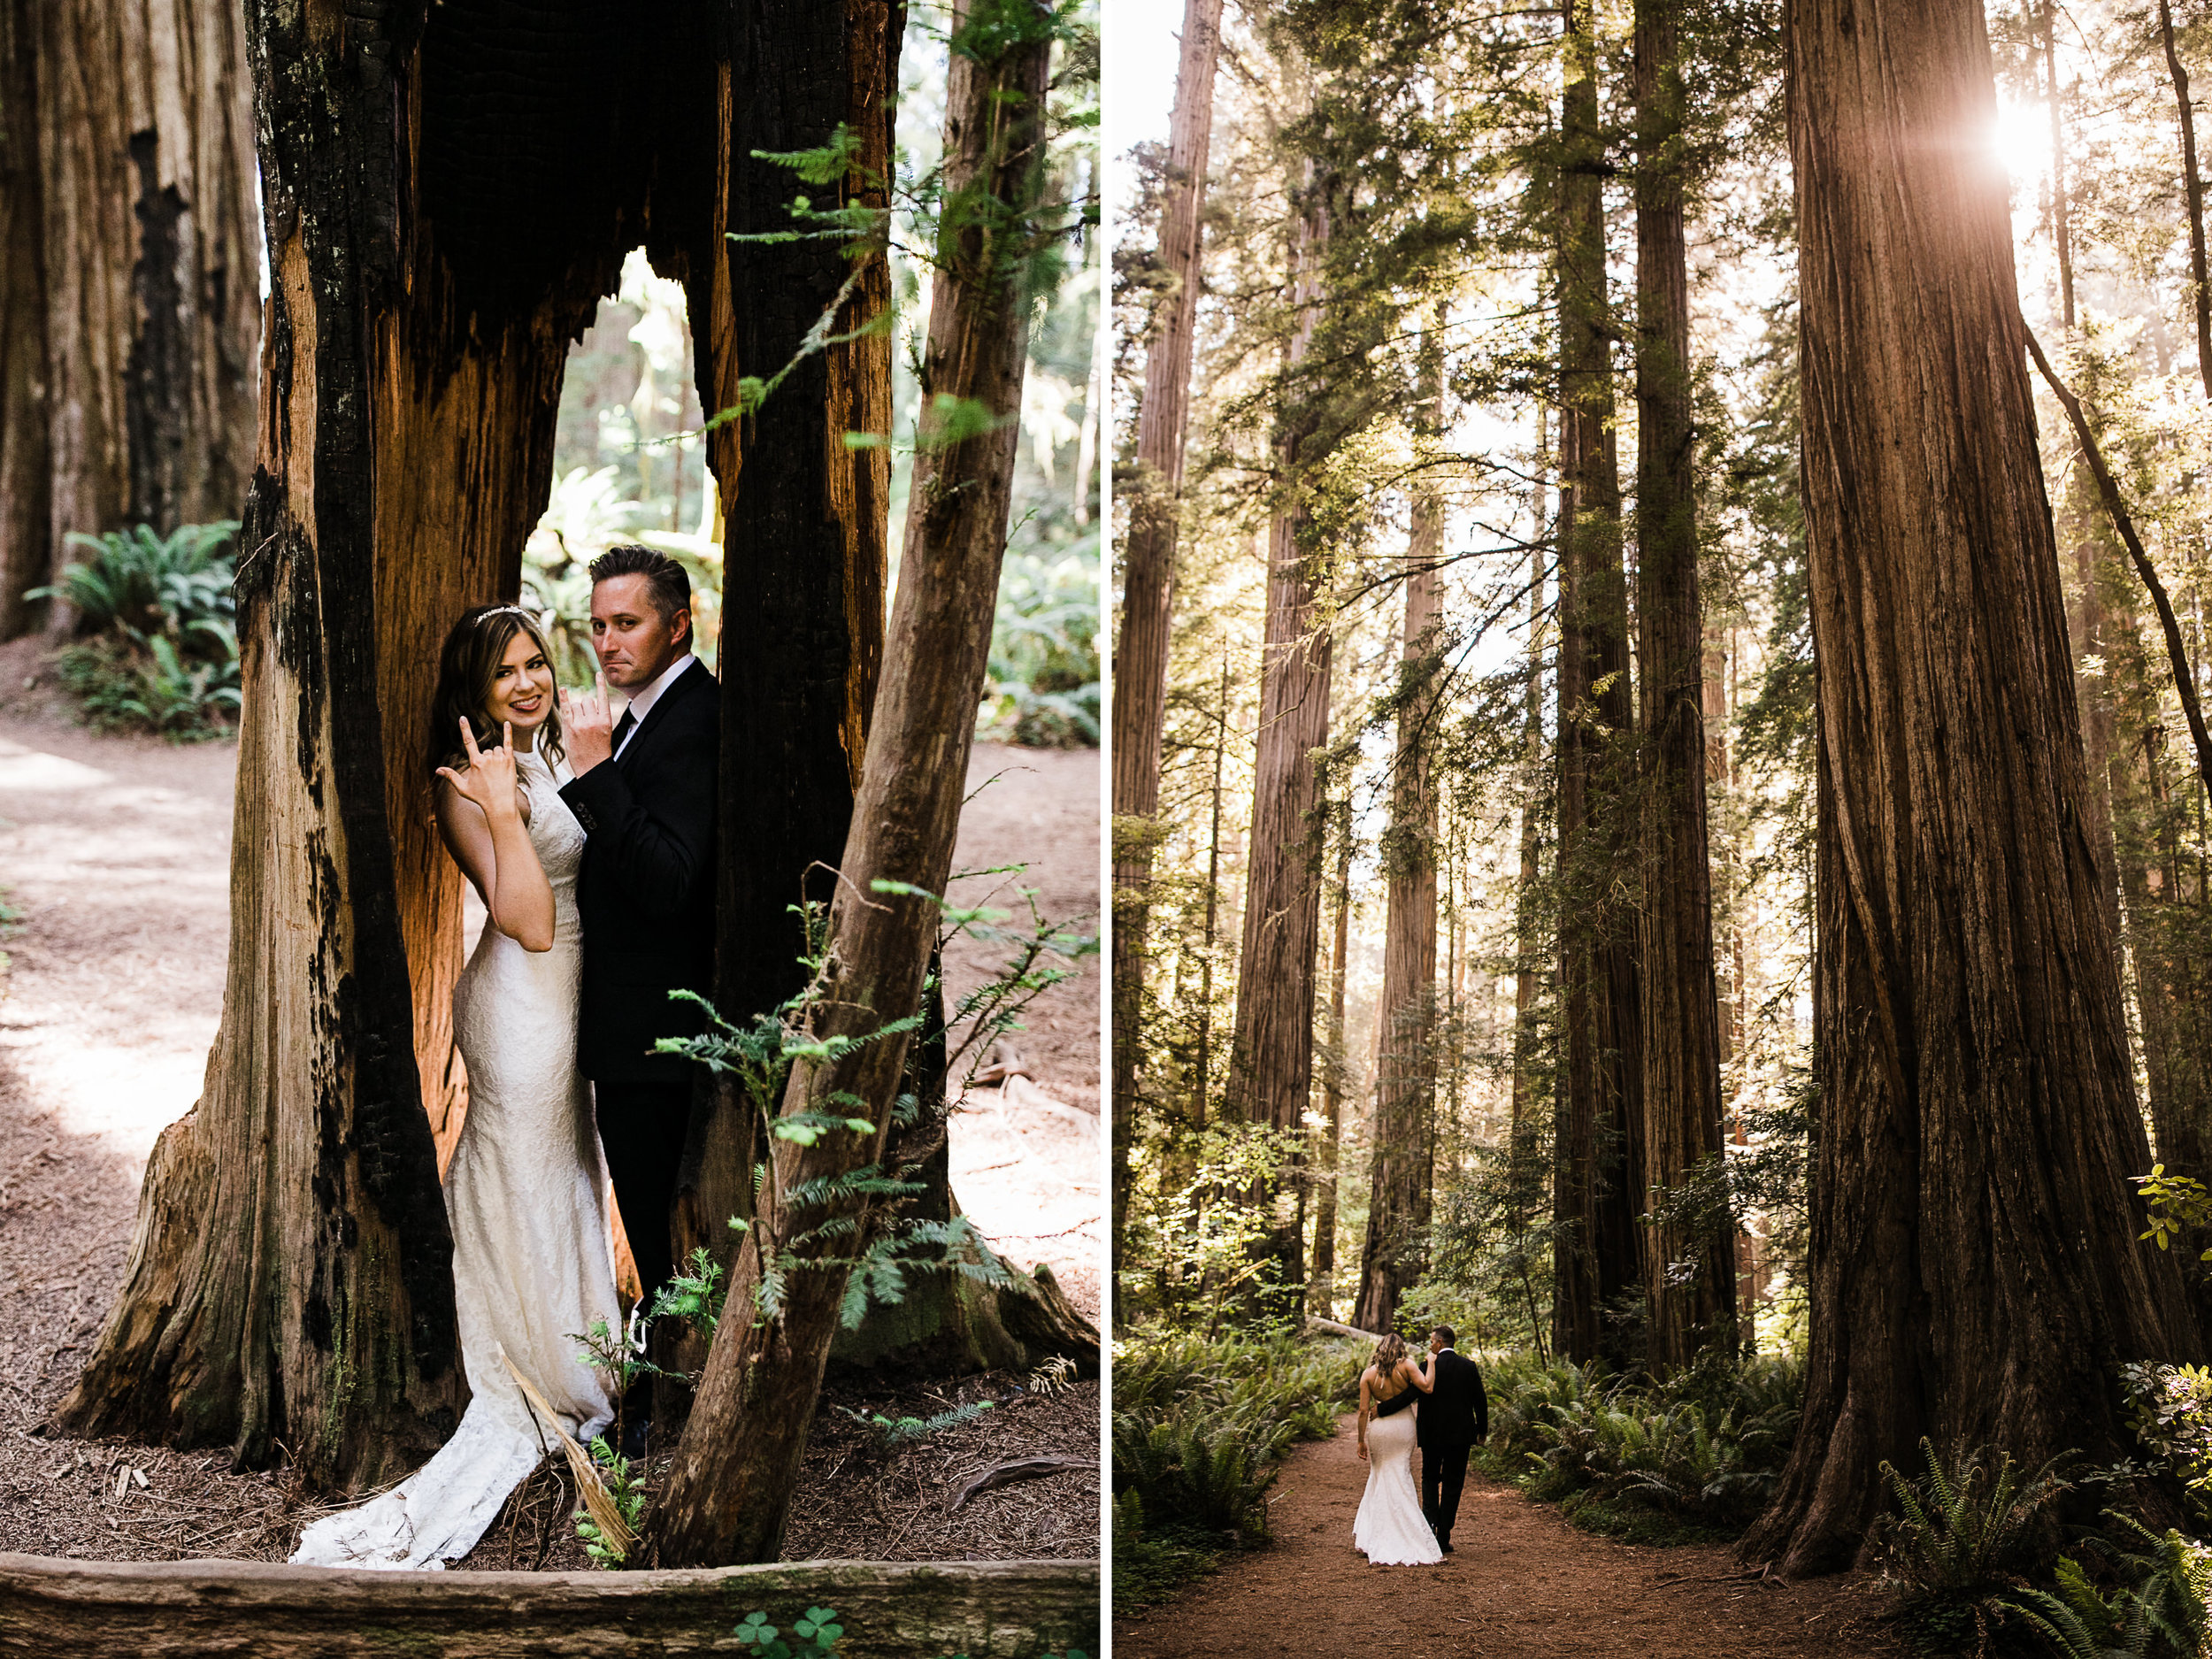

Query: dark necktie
611;706;636;756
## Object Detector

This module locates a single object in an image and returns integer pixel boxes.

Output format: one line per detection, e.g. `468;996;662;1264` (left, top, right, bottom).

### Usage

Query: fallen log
1305;1316;1381;1343
0;1553;1098;1657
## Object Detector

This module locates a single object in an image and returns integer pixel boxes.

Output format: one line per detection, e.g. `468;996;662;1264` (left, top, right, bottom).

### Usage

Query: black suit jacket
559;657;718;1083
1414;1349;1488;1450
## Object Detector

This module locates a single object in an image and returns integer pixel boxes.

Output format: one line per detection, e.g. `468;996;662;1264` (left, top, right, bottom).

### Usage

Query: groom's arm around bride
556;545;719;1441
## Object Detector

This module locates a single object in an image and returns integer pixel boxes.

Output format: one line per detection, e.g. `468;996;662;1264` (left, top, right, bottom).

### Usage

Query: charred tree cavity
56;0;890;1495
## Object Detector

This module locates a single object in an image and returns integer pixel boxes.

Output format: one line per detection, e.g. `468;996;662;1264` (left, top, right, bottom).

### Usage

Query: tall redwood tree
1632;0;1733;1372
1111;0;1225;1311
1353;347;1443;1333
1551;0;1645;1369
1223;162;1334;1293
1743;0;2202;1574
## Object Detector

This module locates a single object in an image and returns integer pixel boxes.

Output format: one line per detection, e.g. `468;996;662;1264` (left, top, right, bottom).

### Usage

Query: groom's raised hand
562;672;616;775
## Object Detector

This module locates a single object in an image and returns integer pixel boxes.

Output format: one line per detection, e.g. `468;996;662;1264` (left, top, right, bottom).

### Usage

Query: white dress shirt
613;650;696;761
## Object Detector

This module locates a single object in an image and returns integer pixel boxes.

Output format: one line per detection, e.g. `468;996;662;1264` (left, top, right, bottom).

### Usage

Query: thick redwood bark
1223;165;1333;1294
1632;0;1733;1372
1353;357;1443;1333
1112;0;1225;1312
1551;0;1645;1370
0;0;258;637
649;4;1051;1565
1742;0;2201;1574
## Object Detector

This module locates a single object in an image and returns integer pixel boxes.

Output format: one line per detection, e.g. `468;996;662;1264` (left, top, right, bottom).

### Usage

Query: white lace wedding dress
292;747;620;1570
1355;1392;1441;1566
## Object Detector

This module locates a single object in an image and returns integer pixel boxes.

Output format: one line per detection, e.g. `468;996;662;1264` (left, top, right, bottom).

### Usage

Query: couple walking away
1355;1326;1489;1567
294;544;717;1570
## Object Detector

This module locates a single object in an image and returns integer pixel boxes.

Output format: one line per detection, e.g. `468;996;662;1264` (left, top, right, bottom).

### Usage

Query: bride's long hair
426;605;566;777
1371;1333;1409;1384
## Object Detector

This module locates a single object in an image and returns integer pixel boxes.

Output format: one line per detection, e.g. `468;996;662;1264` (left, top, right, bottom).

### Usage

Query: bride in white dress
1354;1333;1440;1566
293;607;622;1570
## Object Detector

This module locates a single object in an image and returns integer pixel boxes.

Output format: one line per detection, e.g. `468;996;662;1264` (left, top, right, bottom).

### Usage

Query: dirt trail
0;648;1099;1563
1115;1417;1906;1659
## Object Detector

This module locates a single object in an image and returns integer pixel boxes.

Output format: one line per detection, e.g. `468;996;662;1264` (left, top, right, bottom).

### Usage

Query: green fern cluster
2003;1513;2211;1659
650;875;1079;1340
1482;1352;1801;1532
33;521;242;739
1111;1329;1359;1572
1112;1417;1276;1540
1867;1438;2072;1652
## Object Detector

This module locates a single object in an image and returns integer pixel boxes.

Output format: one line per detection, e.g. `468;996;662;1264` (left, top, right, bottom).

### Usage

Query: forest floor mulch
1114;1416;1911;1659
0;641;1100;1569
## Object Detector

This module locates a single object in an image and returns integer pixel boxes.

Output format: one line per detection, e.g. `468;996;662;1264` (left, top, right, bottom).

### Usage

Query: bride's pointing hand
436;717;521;819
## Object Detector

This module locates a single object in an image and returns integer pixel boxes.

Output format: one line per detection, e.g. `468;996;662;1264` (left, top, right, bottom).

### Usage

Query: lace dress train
291;749;620;1570
1355;1403;1441;1565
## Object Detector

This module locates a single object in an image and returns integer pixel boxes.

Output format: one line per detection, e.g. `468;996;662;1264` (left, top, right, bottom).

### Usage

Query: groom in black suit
557;544;718;1451
1417;1325;1489;1553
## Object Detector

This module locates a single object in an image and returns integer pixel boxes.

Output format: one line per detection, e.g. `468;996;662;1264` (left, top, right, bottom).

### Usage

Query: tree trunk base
0;1553;1098;1658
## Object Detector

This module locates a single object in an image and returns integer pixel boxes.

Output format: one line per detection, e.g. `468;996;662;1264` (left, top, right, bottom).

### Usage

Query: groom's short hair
1432;1325;1455;1348
590;543;690;622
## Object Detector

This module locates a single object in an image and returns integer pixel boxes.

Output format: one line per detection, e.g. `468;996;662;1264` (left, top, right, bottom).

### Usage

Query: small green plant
649;1245;729;1340
733;1605;844;1657
730;1602;1088;1659
572;1435;647;1568
652;877;1087;1337
32;521;239;636
836;1399;995;1455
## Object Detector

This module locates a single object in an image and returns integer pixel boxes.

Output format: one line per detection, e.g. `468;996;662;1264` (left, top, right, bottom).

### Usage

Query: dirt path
1115;1417;1906;1659
0;647;1099;1564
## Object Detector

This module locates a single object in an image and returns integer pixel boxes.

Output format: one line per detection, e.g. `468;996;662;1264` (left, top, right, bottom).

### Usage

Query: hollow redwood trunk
1551;0;1644;1370
1742;0;2201;1575
1111;0;1225;1310
650;0;1054;1566
0;0;258;637
50;0;751;1490
1632;0;1732;1373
